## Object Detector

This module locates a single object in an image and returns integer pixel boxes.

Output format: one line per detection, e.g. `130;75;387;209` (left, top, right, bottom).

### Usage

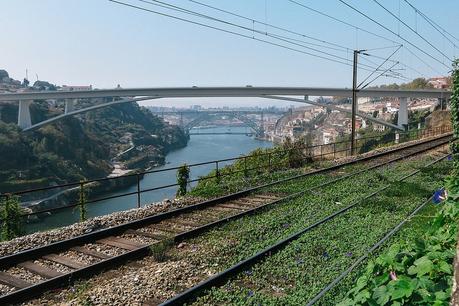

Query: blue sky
1;0;458;107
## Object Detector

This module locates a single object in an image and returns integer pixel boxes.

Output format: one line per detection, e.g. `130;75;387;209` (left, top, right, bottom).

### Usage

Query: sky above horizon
1;0;458;107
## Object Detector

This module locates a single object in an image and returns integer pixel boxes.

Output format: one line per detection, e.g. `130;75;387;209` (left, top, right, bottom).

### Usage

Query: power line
109;1;365;69
186;0;352;52
337;0;450;69
286;0;429;78
110;0;407;81
358;45;402;88
371;0;452;63
361;62;402;89
287;0;399;45
403;0;459;46
141;0;363;65
131;0;403;76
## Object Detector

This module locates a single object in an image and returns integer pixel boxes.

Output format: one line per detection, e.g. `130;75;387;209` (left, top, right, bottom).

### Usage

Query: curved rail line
160;145;451;306
0;134;452;304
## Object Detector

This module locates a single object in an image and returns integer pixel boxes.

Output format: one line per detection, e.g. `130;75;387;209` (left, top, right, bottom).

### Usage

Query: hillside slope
0;101;188;193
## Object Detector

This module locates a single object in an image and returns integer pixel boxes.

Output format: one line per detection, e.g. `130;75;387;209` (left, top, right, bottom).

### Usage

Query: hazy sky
1;0;458;107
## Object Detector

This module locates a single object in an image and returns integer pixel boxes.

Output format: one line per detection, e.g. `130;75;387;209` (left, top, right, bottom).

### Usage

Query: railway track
0;133;452;305
160;145;452;305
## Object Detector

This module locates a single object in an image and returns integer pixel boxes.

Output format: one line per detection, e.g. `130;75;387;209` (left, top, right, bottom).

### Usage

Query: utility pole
351;49;367;155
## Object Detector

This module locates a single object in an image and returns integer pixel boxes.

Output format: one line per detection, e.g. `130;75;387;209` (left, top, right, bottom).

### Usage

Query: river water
26;126;273;233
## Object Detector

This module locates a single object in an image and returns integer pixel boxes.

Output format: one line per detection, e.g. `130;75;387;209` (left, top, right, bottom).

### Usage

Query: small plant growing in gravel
79;182;87;222
68;280;93;305
176;164;190;196
0;194;23;241
150;238;174;262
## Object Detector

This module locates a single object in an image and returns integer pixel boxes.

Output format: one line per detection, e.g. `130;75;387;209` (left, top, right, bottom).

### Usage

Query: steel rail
0;135;451;304
0;134;451;266
159;152;450;306
2;126;441;197
305;191;440;305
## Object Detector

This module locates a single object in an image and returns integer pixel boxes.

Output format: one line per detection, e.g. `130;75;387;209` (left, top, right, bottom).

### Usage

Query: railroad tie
97;237;146;251
18;261;63;279
0;271;32;289
70;246;110;260
42;254;86;270
215;203;249;210
125;229;169;241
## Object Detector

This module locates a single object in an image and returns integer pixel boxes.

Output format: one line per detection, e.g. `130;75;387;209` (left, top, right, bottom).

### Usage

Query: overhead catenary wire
137;0;399;74
403;0;459;46
358;45;402;88
287;0;399;45
186;0;353;52
286;0;430;79
109;0;405;80
360;61;402;90
337;0;450;69
371;0;453;63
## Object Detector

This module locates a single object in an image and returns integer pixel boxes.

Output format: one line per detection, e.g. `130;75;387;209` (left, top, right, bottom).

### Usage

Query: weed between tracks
186;155;451;305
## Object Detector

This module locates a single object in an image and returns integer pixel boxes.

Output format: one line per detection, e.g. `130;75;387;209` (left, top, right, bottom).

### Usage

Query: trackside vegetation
0;195;24;240
336;60;459;305
186;152;451;305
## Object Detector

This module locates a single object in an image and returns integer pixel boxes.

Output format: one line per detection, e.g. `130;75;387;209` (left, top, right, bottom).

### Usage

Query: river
25;126;273;233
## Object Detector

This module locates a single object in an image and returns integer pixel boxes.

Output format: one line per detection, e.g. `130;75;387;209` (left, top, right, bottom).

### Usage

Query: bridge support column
65;99;76;114
18;100;32;129
437;98;448;110
397;97;408;129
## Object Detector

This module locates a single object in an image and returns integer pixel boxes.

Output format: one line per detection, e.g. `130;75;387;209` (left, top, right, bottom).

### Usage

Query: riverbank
23;127;273;233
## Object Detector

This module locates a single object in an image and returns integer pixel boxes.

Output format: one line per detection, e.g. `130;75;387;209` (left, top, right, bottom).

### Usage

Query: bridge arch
183;112;263;136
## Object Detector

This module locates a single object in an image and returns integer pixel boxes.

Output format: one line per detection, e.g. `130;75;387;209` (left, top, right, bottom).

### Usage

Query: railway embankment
3;135;450;305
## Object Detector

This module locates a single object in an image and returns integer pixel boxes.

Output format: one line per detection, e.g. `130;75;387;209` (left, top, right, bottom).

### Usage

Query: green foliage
0;101;188;193
176;164;190;196
282;137;310;168
340;198;458;306
190;156;450;305
78;182;87;222
67;280;93;306
450;59;459;174
190;139;313;198
150;238;174;262
0;195;24;240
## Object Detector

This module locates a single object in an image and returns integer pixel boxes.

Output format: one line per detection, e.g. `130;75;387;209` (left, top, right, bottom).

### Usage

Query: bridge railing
0;125;452;233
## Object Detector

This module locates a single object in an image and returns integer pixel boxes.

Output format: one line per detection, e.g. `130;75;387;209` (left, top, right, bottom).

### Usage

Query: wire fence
0;125;451;227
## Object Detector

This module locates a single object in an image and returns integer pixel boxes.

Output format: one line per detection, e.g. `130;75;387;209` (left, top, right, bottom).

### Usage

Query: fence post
79;181;87;222
136;173;141;208
244;156;248;177
333;143;336;159
320;144;323;161
215;161;220;184
268;152;271;172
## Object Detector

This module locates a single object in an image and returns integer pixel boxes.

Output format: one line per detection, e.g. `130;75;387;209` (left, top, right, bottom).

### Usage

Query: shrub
0;195;24;240
176;164;190;196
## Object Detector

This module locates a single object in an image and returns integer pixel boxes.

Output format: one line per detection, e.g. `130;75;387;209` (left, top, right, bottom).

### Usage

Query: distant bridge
166;110;268;137
188;132;255;136
0;86;451;131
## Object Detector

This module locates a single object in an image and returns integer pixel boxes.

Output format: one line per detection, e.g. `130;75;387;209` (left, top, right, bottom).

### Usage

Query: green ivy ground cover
185;157;431;269
188;156;451;305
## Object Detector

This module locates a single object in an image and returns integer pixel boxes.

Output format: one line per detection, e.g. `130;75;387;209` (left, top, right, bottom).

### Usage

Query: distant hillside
0;101;188;193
